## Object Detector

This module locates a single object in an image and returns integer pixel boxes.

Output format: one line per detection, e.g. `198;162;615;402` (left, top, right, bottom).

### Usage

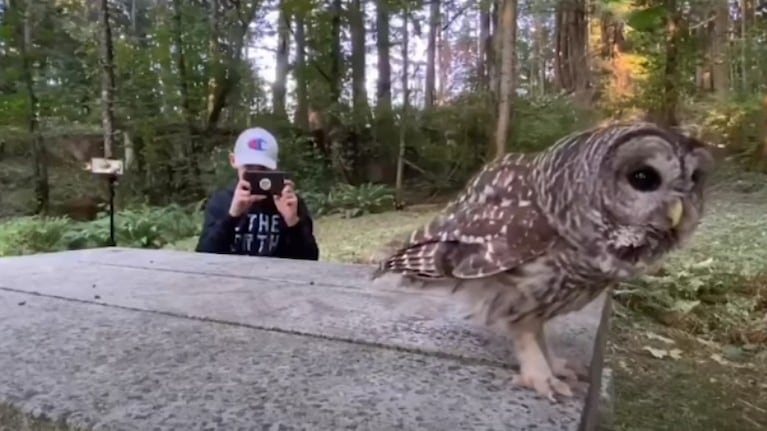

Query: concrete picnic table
0;247;613;431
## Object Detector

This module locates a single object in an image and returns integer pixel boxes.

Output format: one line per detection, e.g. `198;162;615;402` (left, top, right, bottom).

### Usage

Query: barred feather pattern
374;155;555;281
372;121;712;325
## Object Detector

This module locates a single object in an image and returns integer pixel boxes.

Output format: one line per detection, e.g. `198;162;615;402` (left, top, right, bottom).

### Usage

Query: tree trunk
272;2;289;118
711;0;729;98
658;0;681;127
425;0;439;109
533;12;547;95
478;6;490;89
740;0;753;93
696;14;713;91
294;10;308;129
554;0;588;93
395;11;410;210
206;1;259;129
437;19;451;104
206;0;220;122
13;0;49;214
171;0;202;193
488;1;501;99
350;0;367;119
494;0;517;159
329;0;342;104
99;0;116;158
373;0;395;183
376;0;391;110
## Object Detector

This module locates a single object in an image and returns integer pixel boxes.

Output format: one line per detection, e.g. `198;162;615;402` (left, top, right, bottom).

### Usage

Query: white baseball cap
232;127;279;169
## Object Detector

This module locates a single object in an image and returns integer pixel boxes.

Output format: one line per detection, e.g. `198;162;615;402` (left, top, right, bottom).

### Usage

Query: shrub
0;204;203;256
0;216;73;256
301;183;395;218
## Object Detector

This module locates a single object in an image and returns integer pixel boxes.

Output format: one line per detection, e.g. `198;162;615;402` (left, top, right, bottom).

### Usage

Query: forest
1;0;767;429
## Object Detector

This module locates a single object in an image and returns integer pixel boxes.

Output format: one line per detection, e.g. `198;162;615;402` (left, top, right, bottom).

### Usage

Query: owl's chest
517;252;614;317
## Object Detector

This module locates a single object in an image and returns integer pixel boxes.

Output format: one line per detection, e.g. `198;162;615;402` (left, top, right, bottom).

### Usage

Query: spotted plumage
372;121;714;401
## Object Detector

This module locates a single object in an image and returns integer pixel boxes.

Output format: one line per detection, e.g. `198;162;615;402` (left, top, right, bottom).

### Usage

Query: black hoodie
195;184;319;260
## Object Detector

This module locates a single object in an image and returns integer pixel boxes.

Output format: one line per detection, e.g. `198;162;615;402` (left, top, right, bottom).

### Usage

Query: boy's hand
274;180;299;227
228;179;264;217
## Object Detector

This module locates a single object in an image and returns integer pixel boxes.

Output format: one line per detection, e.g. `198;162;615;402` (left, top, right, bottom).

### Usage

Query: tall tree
350;0;368;121
425;0;439;108
10;0;48;214
273;0;289;118
376;0;391;110
99;0;117;159
170;0;202;191
554;0;589;93
395;8;410;209
658;0;681;126
293;7;308;128
329;0;343;104
493;0;517;158
711;0;729;98
478;3;491;90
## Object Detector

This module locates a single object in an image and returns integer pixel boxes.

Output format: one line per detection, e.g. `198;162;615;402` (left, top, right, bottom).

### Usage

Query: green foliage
511;94;596;152
625;5;667;33
302;183;395;218
688;96;764;164
392;92;593;195
0;204;202;256
0;216;73;256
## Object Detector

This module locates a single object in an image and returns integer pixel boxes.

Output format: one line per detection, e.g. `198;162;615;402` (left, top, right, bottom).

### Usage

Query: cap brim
234;152;277;170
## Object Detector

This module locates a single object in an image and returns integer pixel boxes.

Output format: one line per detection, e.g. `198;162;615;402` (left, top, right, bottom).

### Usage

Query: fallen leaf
691;257;714;269
670;299;701;314
710;353;728;366
696;337;720;348
645;331;675;345
668;348;683;360
643;346;668;359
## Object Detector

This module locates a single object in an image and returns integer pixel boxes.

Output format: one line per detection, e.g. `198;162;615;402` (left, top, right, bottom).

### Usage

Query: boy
195;127;319;260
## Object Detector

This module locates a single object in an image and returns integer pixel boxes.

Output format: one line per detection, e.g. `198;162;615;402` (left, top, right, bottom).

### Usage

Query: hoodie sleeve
277;195;320;261
195;189;239;254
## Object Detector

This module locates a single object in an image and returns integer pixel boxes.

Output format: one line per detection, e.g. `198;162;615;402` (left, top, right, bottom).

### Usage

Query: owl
371;121;714;401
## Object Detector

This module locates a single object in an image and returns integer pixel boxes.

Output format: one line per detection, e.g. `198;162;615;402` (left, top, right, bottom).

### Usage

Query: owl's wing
440;153;531;214
378;200;557;280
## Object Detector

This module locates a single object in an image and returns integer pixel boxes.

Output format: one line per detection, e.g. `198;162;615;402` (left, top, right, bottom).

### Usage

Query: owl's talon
549;356;585;382
513;368;573;401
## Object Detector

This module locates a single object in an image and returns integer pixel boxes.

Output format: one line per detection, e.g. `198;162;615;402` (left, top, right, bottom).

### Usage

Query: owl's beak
667;199;684;229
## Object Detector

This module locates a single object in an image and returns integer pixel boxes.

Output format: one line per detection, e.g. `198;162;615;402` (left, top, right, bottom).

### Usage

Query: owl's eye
627;166;662;192
691;168;703;184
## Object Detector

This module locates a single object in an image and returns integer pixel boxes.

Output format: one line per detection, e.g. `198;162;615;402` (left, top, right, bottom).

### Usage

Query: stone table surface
0;247;611;431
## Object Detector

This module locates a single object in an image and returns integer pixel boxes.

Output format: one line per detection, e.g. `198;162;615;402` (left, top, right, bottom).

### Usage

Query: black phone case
244;171;288;195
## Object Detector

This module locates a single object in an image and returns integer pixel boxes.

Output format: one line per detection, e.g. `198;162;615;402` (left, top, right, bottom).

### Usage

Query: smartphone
243;170;290;195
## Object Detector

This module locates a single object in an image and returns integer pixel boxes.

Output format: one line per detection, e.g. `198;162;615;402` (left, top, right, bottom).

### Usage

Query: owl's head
533;122;715;271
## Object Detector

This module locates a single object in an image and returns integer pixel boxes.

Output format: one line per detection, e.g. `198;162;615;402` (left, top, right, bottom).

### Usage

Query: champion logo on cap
248;138;267;151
